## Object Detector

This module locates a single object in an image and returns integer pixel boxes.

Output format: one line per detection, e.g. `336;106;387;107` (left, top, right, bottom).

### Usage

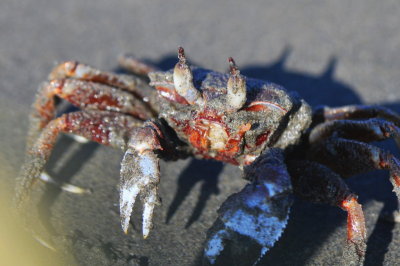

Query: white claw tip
122;220;130;235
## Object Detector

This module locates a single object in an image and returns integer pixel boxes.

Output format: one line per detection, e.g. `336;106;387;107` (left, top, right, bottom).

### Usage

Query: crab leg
287;160;366;263
309;138;400;201
309;118;400;144
313;105;400;125
119;123;165;238
15;111;141;208
312;105;400;148
204;148;292;265
48;61;159;111
50;61;148;97
118;54;159;76
28;79;156;151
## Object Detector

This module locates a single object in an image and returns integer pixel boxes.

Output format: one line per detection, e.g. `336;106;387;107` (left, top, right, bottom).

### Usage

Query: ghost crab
15;47;400;265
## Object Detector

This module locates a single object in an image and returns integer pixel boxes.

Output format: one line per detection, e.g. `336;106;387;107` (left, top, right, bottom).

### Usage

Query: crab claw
119;126;162;238
204;149;292;265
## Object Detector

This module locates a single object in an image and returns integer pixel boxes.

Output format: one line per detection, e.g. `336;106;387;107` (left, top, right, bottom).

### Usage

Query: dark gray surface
1;0;399;265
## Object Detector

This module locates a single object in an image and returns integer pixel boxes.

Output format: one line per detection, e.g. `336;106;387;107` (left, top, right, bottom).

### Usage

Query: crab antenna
226;57;247;112
173;47;204;106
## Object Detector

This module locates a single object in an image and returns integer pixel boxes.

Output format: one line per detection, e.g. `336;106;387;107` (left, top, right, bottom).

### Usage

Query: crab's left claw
119;125;162;239
204;149;293;265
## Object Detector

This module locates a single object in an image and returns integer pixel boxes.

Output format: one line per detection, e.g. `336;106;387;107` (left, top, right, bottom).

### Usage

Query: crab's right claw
204;149;293;265
119;126;162;239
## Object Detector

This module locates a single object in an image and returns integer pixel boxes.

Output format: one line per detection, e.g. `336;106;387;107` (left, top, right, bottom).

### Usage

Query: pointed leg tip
39;172;53;183
60;183;91;194
33;235;57;252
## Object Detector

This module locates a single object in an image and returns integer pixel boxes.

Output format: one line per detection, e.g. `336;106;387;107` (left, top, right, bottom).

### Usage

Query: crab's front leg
120;121;185;238
204;148;292;265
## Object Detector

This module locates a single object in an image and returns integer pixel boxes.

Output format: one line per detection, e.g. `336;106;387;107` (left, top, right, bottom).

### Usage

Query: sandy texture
1;0;399;265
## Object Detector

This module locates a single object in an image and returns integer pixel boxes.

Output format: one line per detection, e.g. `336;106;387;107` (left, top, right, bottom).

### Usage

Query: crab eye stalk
226;57;247;112
173;47;204;105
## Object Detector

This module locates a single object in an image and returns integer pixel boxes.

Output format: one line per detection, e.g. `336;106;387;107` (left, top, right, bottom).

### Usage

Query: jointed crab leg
15;111;142;208
309;118;400;144
118;54;159;76
287;160;366;263
48;61;159;111
33;79;153;124
50;61;149;97
313;105;400;125
311;105;400;147
309;138;400;200
28;79;154;148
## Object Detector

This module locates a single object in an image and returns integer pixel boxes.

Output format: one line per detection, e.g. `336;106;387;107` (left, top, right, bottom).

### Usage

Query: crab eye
173;47;204;106
226;57;247;112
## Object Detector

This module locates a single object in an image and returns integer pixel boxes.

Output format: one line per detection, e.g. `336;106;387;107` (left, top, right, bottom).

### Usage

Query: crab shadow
149;48;399;265
165;159;223;228
38;133;99;235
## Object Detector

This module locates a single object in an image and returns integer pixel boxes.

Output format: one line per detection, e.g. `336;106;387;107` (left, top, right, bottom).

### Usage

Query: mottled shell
149;67;312;165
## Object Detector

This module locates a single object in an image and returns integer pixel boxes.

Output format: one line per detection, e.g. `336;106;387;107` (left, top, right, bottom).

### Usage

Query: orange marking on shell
221;123;251;157
244;104;267;112
244;101;287;113
240;123;252;132
186;125;209;151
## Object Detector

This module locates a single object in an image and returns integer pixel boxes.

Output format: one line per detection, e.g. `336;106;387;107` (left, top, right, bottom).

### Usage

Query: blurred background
1;0;399;265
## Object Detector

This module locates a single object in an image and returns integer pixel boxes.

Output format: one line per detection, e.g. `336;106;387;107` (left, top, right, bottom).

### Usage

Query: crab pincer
204;149;292;265
119;124;163;238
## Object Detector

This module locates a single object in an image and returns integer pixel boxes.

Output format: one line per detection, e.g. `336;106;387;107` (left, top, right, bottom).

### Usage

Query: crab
15;47;400;265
